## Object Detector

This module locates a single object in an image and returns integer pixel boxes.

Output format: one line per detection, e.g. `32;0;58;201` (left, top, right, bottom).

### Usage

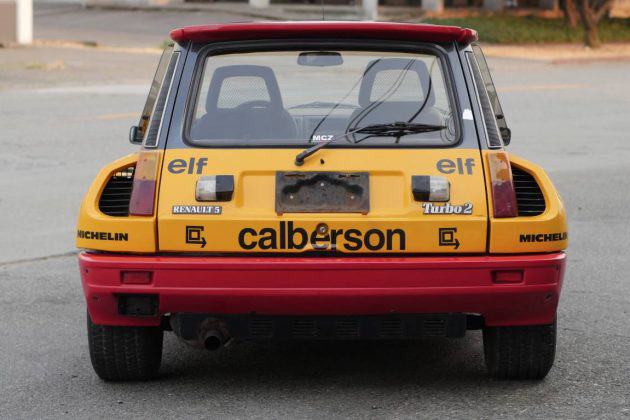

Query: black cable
305;58;383;144
344;59;416;142
406;58;437;123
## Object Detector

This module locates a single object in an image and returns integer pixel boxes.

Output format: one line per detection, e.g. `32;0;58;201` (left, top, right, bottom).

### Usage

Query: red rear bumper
79;252;566;327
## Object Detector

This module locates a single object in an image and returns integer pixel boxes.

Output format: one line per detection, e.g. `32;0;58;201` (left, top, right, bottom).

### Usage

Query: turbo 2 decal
423;202;473;215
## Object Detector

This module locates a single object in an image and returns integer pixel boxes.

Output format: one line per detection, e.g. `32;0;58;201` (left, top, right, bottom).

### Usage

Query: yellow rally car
77;22;568;381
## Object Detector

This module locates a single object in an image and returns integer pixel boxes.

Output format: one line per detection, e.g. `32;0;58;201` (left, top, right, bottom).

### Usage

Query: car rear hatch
157;148;487;253
156;44;487;254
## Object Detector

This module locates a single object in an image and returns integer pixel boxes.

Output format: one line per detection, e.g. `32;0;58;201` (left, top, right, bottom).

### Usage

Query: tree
576;0;614;48
562;0;579;27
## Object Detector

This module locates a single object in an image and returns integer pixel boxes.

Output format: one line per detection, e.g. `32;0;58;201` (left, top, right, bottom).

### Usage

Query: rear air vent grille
378;318;404;338
334;319;360;338
292;319;317;338
248;319;274;338
421;317;448;337
98;166;135;216
511;166;545;216
224;314;466;339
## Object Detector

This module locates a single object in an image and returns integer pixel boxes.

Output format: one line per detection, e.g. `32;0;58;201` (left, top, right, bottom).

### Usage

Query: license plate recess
275;172;369;214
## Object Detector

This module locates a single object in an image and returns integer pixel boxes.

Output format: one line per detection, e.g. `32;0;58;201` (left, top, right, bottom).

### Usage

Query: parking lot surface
0;5;628;419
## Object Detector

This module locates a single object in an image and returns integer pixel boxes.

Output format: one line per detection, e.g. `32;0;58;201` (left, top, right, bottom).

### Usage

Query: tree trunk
583;20;601;48
577;0;601;48
563;0;579;27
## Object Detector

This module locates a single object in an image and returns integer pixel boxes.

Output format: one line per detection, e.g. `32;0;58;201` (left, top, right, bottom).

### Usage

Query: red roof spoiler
170;22;478;46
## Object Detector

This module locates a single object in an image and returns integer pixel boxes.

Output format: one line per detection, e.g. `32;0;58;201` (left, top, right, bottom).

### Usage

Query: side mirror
129;125;143;145
500;126;511;146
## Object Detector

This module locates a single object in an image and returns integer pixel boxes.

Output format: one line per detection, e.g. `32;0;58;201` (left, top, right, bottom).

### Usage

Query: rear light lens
129;151;160;216
121;271;152;284
412;175;450;202
493;270;524;284
487;151;518;218
196;175;235;202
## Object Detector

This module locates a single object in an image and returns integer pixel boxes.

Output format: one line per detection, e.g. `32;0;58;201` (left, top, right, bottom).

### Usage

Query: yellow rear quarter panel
76;153;162;253
485;152;568;253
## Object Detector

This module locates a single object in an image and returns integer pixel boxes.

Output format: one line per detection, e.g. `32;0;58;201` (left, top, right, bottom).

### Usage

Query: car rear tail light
129;151;160;216
493;270;524;284
121;271;152;284
487;151;518;218
196;175;235;201
412;176;450;202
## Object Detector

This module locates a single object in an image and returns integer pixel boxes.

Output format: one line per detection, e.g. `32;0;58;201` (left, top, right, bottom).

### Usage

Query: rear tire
87;313;163;381
483;319;556;380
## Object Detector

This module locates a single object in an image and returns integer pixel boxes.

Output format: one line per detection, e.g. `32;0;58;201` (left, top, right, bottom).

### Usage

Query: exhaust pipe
198;317;229;351
202;329;225;351
170;314;230;350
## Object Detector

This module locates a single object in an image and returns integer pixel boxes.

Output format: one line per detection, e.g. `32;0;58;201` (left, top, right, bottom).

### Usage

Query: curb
30;39;163;54
85;3;287;20
482;44;630;63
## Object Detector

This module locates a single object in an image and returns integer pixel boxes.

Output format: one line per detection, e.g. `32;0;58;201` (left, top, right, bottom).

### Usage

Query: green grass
423;16;630;44
159;39;174;50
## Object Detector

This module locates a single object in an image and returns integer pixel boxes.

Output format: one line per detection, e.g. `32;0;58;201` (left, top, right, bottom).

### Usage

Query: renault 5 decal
173;205;222;214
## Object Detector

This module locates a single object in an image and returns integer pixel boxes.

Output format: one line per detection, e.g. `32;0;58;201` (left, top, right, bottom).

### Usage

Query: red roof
170;21;478;45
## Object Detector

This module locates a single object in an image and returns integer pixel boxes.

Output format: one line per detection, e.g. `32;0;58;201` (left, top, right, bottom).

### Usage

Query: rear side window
472;45;506;132
136;45;179;148
467;46;508;148
187;49;459;147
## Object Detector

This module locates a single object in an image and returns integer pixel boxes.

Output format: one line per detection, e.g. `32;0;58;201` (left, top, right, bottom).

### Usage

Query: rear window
187;49;458;147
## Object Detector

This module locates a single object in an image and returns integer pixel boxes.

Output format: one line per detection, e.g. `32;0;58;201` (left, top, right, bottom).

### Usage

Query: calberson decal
77;230;128;241
238;222;405;251
520;232;567;243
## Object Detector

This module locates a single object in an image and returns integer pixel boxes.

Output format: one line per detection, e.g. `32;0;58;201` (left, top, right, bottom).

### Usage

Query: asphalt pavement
0;5;629;419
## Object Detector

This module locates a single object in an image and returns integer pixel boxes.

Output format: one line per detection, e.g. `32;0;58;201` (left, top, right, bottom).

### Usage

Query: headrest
205;65;283;112
358;58;434;108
